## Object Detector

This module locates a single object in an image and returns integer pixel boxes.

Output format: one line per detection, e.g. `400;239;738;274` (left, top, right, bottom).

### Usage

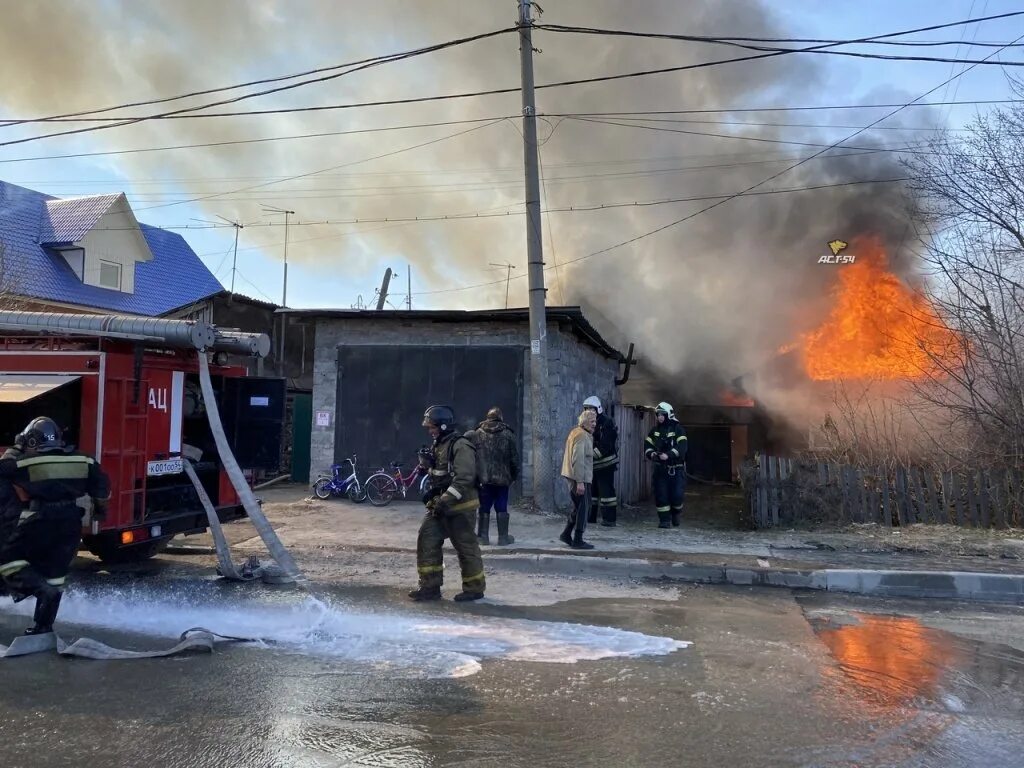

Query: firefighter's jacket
645;420;688;469
428;432;479;514
593;413;619;473
0;449;110;519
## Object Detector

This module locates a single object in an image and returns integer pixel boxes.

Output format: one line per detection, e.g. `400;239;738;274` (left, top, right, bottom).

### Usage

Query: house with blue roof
0;180;224;317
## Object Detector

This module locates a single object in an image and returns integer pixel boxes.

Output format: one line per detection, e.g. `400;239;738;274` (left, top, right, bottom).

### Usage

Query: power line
131;119;506;212
0;29;517;129
414;32;1021;298
0;13;1010;146
0;27;518;151
76;176;911;233
0;115;517;165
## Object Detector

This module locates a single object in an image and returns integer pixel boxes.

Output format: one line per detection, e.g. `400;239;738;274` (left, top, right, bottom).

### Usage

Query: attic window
98;260;121;290
57;247;85;280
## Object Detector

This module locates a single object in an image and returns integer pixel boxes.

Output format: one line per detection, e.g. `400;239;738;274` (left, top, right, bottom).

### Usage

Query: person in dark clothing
409;405;486;603
0;417;110;635
0;444;26;597
471;406;520;546
583;396;619;527
644;402;688;529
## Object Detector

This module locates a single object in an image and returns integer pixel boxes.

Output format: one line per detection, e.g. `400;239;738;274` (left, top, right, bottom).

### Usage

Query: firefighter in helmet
583;396;619;527
410;405;486;602
644;402;688;529
0;417;110;635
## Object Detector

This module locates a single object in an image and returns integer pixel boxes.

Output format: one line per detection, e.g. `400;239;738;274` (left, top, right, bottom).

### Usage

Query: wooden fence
615;405;656;504
747;454;1024;530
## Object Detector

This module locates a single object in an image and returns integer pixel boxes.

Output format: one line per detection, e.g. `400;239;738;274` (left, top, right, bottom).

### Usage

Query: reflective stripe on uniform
446;487;463;501
598;497;617;504
656;506;670;512
417;564;444;575
450;498;477;513
429;468;449;476
0;560;29;576
462;571;485;584
671;505;684;511
18;510;36;521
670;448;679;457
17;454;92;482
676;435;688;443
652;432;661;437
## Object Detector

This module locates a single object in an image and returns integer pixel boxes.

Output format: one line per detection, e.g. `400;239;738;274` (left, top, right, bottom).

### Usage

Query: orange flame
720;389;755;407
800;236;959;381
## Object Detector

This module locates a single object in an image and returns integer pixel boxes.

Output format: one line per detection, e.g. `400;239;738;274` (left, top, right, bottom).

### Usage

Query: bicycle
364;456;431;507
312;454;367;503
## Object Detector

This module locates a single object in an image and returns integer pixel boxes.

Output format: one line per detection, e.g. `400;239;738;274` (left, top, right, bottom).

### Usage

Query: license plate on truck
147;458;184;476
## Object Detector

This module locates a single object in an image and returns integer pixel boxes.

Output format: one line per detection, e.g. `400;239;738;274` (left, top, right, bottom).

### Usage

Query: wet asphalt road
0;577;1022;768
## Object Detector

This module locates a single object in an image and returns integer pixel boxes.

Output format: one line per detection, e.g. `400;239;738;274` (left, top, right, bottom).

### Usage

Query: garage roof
277;306;625;360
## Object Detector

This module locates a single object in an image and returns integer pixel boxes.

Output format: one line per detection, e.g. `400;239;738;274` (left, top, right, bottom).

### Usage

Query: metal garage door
335;345;524;481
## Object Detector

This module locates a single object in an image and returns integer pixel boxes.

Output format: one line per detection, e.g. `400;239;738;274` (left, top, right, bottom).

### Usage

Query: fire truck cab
0;332;284;562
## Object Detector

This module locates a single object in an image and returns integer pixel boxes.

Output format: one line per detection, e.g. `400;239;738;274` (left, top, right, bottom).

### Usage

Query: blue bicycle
312;454;367;503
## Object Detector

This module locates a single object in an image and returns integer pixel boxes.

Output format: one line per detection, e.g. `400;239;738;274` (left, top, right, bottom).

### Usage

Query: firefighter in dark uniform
0;417;110;635
644;402;688;529
409;405;486;603
583;396;619;527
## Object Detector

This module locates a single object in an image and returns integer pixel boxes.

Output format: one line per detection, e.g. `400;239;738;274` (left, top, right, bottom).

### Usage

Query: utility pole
262;205;295;377
489;261;516;309
518;0;552;512
375;267;393;311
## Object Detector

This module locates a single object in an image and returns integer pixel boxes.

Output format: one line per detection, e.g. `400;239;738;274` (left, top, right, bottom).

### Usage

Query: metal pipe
0;311;216;350
213;330;272;358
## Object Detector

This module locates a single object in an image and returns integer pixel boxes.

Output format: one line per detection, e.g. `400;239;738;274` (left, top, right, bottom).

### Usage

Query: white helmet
655;401;674;419
582;395;603;415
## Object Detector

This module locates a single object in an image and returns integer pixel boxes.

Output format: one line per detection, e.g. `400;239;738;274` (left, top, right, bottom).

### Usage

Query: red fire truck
0;312;283;563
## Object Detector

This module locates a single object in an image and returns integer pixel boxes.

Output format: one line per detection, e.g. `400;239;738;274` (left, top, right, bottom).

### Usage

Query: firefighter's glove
433;494;452;517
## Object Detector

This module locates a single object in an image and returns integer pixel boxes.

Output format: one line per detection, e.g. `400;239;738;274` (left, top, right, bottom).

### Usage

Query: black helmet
486;406;503;422
422;405;456;433
18;417;64;452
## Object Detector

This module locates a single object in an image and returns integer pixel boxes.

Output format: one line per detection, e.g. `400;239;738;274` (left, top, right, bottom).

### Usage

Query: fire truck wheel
87;539;170;564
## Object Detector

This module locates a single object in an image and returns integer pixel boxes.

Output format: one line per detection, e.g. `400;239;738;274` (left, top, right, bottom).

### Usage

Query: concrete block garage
282;307;628;509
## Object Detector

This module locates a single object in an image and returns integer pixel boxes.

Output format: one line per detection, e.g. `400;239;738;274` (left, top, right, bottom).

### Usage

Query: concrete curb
482;553;1024;605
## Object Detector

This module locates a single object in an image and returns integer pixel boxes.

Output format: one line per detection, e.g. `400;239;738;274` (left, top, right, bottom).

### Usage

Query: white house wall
76;197;152;294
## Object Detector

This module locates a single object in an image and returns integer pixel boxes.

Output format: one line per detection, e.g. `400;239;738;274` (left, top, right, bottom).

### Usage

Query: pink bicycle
364;459;431;506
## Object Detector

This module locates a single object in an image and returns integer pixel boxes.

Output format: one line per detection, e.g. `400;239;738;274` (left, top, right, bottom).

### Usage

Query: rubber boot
671;509;682;527
26;588;61;635
477;511;491;546
408;586;442;602
570;530;594;550
600;504;617;527
496;513;515;546
453;590;485;602
559;520;574;547
657;511;672;529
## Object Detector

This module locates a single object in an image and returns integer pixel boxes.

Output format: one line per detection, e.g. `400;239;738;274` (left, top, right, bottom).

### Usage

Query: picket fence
747;454;1024;530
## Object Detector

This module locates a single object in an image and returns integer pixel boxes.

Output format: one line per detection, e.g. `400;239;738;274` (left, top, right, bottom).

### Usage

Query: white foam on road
0;587;690;678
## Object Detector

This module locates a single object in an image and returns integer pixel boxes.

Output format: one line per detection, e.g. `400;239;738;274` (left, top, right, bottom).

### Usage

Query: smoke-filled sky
1;0;1022;399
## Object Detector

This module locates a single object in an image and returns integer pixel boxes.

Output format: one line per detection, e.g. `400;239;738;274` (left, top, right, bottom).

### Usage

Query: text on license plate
147;458;184;476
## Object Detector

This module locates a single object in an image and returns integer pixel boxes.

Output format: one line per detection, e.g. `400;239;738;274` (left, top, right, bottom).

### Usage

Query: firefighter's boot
496;513;514;546
476;511;490;546
408;586;442;602
453;590;484;602
671;508;682;527
26;587;61;635
657;510;672;529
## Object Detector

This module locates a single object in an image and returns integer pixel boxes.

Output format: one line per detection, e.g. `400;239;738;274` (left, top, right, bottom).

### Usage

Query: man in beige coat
559;409;596;550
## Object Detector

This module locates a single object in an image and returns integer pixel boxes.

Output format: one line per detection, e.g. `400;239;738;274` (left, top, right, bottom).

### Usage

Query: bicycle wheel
313;478;333;500
365;473;399;506
419;474;430;498
347;481;368;503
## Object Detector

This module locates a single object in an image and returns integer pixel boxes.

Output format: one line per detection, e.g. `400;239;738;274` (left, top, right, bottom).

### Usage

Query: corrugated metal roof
39;194;121;245
277;306;625;359
0;181;223;317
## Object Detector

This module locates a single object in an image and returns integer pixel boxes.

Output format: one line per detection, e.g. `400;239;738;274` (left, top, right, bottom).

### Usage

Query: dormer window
98;260;121;290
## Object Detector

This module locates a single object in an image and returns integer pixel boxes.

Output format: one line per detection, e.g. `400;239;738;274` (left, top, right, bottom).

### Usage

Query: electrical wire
0;12;1013;146
0;27;517;136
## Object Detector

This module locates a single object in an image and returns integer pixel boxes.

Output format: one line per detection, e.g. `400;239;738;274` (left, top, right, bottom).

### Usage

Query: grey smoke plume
0;0;929;414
